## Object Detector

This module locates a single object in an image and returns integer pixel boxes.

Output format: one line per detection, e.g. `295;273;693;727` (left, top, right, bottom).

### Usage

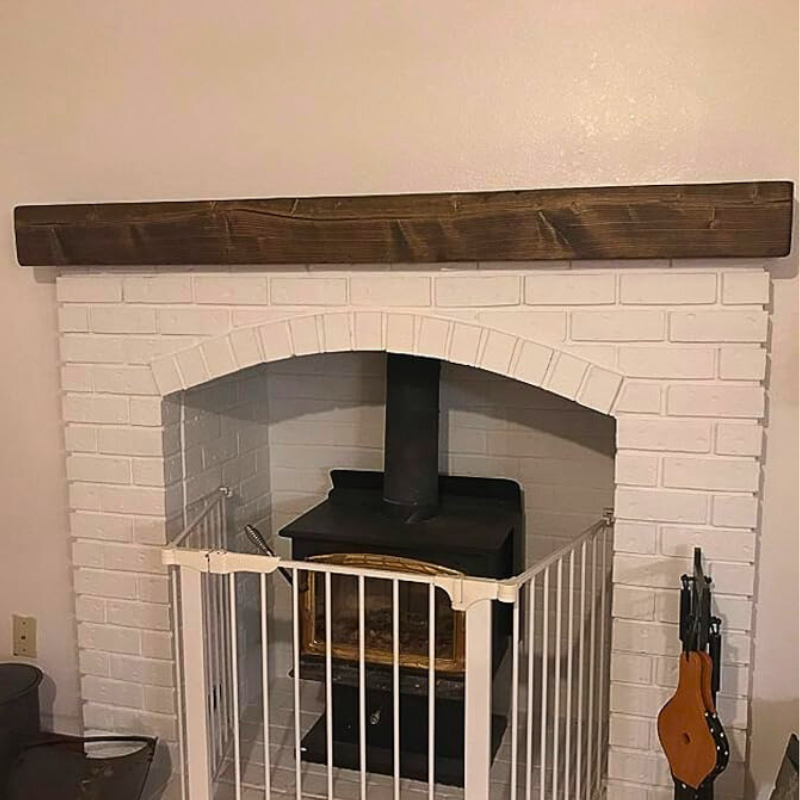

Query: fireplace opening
279;353;523;784
168;345;616;793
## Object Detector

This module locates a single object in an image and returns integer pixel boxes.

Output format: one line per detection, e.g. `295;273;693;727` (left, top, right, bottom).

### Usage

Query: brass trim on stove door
300;553;466;674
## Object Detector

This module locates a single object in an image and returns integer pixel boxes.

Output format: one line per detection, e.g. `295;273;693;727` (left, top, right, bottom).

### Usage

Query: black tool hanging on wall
657;548;729;800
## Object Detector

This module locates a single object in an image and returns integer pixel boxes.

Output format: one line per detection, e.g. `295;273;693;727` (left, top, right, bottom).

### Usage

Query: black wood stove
279;353;522;785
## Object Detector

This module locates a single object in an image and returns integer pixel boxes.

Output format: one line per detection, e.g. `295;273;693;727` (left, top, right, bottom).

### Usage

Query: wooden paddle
657;651;718;790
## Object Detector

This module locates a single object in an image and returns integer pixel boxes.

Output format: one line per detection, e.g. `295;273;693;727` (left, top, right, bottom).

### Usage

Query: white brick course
616;488;707;523
722;271;770;305
158;307;230;335
61;365;93;392
448;322;482;366
577;365;623;413
63;395;129;425
385;313;415;354
572;310;665;341
175;347;209;387
662;456;760;492
65;425;98;452
544;352;588;399
611;652;653;685
670;310;768;342
124;275;192;304
614;382;661;414
82;676;143;709
525;273;615;305
716;423;763;456
609;714;653;749
618;346;715;379
660;526;755;563
478;330;517;375
352;275;430;306
620;272;717;305
200;337;237;379
67;455;132;485
712;494;759;528
615;453;659;487
93;367;158;396
613;586;656;620
71;512;133;542
194;275;267;305
435;275;520;306
57;276;122;303
91;306;157;334
614;521;657;555
58;305;90;332
270;277;346;305
668;384;765;419
618;418;711;452
719;346;767;380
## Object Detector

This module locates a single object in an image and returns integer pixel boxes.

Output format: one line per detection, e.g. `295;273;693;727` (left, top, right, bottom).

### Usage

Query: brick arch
149;311;628;416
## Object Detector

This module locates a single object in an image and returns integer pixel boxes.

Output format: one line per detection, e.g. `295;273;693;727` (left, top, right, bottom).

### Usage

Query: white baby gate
163;489;613;800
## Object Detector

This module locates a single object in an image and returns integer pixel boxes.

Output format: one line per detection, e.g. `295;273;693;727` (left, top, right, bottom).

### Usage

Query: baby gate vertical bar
229;572;242;800
221;560;232;754
510;595;520;800
260;573;271;800
325;572;334;800
179;567;212;800
553;559;563;800
575;541;586;800
539;567;549;800
211;568;223;762
170;568;188;800
200;519;215;766
428;581;436;800
564;550;575;800
292;568;302;800
597;525;609;795
392;578;400;800
576;541;587;800
524;577;536;800
358;575;367;800
586;537;597;795
463;598;493;800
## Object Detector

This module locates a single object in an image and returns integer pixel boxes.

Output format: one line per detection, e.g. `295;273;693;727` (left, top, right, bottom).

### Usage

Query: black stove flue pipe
382;353;441;523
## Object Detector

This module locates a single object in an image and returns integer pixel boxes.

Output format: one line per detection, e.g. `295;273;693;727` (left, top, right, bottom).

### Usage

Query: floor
207;678;564;800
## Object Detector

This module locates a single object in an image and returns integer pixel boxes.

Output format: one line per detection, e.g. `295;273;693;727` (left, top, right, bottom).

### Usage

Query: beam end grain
14;181;794;267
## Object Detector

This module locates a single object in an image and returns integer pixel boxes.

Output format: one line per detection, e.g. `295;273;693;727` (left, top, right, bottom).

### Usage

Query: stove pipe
382;353;441;523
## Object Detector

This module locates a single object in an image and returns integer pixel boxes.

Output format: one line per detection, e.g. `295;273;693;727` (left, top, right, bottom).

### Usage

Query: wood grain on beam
14;181;793;266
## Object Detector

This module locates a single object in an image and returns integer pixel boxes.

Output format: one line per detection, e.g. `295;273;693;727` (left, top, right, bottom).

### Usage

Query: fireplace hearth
279;353;523;784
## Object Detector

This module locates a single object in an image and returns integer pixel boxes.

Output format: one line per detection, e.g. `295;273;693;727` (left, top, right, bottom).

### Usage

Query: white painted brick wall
55;265;770;799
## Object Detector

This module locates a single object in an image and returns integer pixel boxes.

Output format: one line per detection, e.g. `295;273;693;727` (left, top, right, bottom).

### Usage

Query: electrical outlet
13;615;37;658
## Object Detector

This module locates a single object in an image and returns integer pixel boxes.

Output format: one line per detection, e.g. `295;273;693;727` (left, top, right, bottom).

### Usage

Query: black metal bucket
7;734;157;800
0;663;43;799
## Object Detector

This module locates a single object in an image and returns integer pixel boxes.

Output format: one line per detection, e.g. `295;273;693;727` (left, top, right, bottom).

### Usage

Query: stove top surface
279;470;521;555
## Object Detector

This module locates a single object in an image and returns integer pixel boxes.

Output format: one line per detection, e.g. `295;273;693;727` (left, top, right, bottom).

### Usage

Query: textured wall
0;3;795;797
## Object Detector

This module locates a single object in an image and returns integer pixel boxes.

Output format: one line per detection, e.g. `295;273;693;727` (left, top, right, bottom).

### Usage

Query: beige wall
0;2;796;794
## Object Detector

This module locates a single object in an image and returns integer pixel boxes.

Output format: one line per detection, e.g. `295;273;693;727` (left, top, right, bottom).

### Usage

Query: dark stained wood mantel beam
14;181;793;267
